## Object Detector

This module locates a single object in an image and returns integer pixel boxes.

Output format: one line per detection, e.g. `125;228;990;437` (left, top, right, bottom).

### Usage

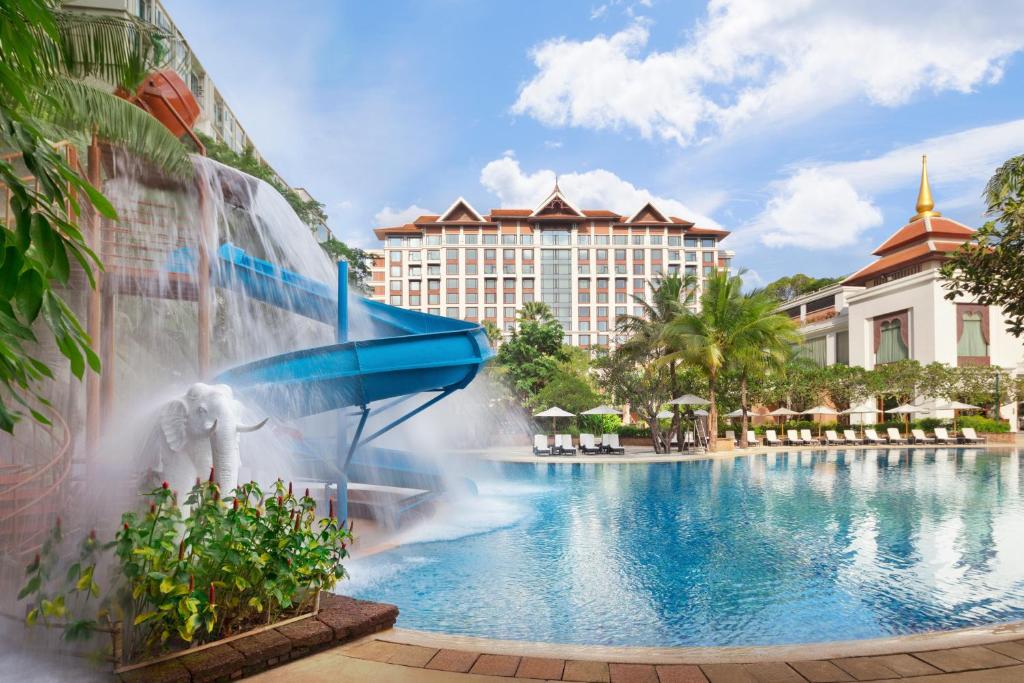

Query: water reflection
350;449;1024;647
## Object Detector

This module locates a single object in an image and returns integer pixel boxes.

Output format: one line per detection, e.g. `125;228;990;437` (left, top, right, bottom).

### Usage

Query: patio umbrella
668;394;711;406
840;406;877;437
655;410;674;420
768;406;800;432
803;406;839;437
694;409;709;416
933;400;981;433
534;406;575;436
885;404;923;438
581;405;622;415
723;408;746;418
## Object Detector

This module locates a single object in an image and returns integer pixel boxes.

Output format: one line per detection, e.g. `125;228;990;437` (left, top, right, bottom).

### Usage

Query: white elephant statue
157;382;268;496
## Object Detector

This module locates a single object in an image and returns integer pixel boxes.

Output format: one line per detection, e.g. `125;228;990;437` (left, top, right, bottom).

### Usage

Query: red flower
188;575;194;592
123;522;130;532
304;488;310;498
178;540;185;561
288;482;293;497
328;498;335;519
208;583;215;605
208;466;215;483
277;495;283;508
294;516;300;532
212;488;220;502
232;498;239;511
89;529;96;541
162;481;169;490
149;503;156;515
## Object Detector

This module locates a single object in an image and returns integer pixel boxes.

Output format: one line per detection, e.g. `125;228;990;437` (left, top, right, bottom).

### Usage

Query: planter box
115;594;398;682
979;432;1015;444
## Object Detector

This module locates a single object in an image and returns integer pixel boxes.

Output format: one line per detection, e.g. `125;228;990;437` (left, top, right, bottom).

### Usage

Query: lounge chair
684;431;695;449
886;427;908;444
933;427;955;444
800;429;818;445
724;430;738;447
843;429;863;445
745;430;759;446
785;429;805;445
765;429;782;446
961;427;985;444
911;429;935;444
579;433;602;454
602;433;625;455
555;434;577;455
824;429;845;445
863;429;885;444
533;434;552;456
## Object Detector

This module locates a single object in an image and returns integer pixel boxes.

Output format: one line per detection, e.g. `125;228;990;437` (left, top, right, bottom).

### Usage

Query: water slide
172;244;494;519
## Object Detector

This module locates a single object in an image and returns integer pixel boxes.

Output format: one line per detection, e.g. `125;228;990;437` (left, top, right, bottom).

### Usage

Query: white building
784;157;1024;428
369;183;733;348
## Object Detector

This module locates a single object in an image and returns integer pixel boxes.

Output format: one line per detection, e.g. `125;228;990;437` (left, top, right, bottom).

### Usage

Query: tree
0;0;190;430
763;273;843;302
494;304;565;401
941;154;1024;336
319;237;371;292
616;273;695;448
517;300;556;324
481;320;502;347
593;348;673;452
663;271;799;449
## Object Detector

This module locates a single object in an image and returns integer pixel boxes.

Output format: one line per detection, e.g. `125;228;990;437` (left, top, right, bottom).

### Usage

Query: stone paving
251;629;1024;682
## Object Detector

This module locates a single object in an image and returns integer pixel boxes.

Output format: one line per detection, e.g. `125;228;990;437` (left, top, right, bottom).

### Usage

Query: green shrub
958;415;1010;433
615;425;650;438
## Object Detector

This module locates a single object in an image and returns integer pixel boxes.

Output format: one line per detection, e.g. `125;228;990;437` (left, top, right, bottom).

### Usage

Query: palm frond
33;78;192;177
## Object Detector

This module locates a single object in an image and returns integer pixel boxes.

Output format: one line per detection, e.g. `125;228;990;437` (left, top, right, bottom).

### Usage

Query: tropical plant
20;476;351;662
481;319;502;347
763;273;843;302
495;302;565;400
517;300;557;324
593;347;673;451
662;271;799;448
941;153;1024;336
0;0;191;431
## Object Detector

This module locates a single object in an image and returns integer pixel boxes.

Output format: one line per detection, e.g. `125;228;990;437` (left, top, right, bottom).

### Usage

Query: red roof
844;239;964;286
582;209;619;218
489;209;532;217
688;226;730;237
873;216;974;255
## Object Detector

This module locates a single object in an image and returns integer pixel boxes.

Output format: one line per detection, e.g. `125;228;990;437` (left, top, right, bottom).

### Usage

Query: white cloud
543;140;563;149
479;154;721;226
741;118;1024;249
514;1;1024;145
374;204;434;226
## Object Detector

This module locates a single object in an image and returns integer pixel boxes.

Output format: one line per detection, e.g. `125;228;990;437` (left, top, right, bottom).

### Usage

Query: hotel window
466;248;478;259
579;306;590;318
615;292;626;303
389;251;401;262
633;264;644;275
390;266;401;277
409;237;422;247
579;321;590;331
485;293;496;303
426;235;441;245
446;234;459;245
523;278;535;289
685;252;697;262
874;311;909;364
703;252;714;263
667;265;679;275
427;250;440;261
465;307;478;319
465;234;478;245
388;237;403;247
503;278;516;289
578;277;590;289
502;235;516;245
685;237;698;248
428;279;440;291
634;306;644;316
447;293;459;304
504;307;516;319
615;278;627;289
466;264;478;274
541;230;571;246
504;292;515;303
633;278;645;290
465;290;478;303
614;249;626;260
650;235;663;245
835;331;849;365
579;334;591;346
685;265;697;277
613;235;627;245
632;234;644;245
596;249;608;261
615;306;627;316
465;278;478;290
579;292;590;303
614;264;627;274
523;292;534;302
390;295;401;305
429;308;440;315
446;307;459;318
409;281;421;292
485;278;496;289
521;234;534;245
408;265;421;277
484;249;496;260
579;249;589;261
522;249;534;261
668;236;681;246
389;281;401;292
597;320;608;331
429;292;440;303
483;234;498;244
446;278;459;288
799;337;828;368
503;249;515;260
702;238;715;248
631;249;643;260
594;234;609;245
445;248;457;259
597;292;609;303
409;295;421;306
503;264;516;274
957;304;990;364
652;264;664;275
446;264;459;274
408;252;421;262
484;264;496;274
577;234;591;245
703;265;713;276
597;334;609;346
597;306;608;317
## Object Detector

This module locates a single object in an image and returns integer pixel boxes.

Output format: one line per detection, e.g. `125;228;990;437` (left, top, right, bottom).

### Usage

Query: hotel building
369;183;732;347
783;157;1024;428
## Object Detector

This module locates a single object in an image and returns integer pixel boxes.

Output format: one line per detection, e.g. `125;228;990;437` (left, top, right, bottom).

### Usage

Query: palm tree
481;320;503;348
662;271;798;449
616;273;697;450
517;301;556;325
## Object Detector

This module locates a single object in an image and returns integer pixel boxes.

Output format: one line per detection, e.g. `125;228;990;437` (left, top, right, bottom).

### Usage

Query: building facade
369;184;732;347
784;157;1024;427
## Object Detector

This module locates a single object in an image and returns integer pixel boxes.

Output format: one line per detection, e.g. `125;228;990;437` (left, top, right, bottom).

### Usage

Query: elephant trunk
209;418;241;496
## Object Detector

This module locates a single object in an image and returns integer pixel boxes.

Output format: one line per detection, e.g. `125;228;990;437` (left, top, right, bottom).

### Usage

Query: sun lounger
602;433;625;455
825;430;845;445
843;429;863;444
933;427;955;444
579;433;602;454
961;427;984;444
746;430;759;446
800;429;818;445
533;434;552;456
725;430;738;447
765;429;782;446
555;433;577;455
785;429;805;445
886;427;908;444
911;428;935;444
864;429;885;444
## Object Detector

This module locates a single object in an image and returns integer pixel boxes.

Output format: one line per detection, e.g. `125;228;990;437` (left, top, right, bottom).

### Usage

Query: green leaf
15;270;44;323
26;608;39;627
17;575;40;600
133;611;157;625
159;575;176;594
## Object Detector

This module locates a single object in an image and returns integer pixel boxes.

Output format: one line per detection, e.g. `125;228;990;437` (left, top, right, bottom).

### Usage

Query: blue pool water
347;449;1024;646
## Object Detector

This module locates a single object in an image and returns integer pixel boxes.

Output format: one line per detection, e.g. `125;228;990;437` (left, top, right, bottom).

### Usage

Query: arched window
874;311;909;364
956;304;990;365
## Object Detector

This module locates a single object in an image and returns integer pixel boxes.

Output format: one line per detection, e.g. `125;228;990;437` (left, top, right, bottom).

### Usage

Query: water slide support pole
335;259;350;518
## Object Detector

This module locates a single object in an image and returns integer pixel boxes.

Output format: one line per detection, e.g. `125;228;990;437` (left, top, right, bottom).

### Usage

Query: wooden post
196;181;211;379
100;281;115;430
86;134;103;453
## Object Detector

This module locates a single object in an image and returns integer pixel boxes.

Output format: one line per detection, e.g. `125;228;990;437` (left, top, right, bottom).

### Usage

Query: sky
164;0;1024;286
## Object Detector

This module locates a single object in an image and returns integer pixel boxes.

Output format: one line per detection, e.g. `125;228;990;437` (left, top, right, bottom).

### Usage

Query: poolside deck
251;623;1024;681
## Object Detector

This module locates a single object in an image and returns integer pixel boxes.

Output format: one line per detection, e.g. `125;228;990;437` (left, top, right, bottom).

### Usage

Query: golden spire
910;154;942;221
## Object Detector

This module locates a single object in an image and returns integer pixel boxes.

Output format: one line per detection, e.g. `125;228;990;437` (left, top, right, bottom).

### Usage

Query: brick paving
333;634;1024;682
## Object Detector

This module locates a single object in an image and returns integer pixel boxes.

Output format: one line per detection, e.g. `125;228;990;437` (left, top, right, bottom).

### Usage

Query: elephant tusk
206;419;218;436
238;417;269;433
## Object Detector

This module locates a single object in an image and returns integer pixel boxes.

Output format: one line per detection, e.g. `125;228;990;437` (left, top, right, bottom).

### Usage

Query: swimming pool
347;449;1024;647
